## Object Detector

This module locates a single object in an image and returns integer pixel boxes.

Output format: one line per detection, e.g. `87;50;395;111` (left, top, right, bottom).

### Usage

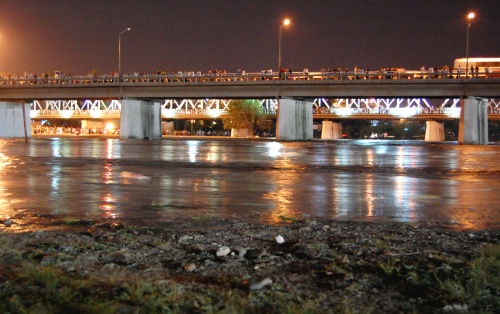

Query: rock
275;235;285;244
443;304;469;312
233;247;248;258
244;248;266;259
109;222;124;231
35;230;45;237
184;262;196;272
223;260;243;267
248;278;273;290
3;219;12;227
216;246;231;257
109;249;135;265
178;235;193;242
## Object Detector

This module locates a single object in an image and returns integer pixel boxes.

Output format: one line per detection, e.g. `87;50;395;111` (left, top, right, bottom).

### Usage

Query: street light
465;12;475;79
118;27;131;74
278;18;290;79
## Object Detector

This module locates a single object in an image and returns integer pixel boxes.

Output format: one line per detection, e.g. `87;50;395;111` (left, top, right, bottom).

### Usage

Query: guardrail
1;70;498;86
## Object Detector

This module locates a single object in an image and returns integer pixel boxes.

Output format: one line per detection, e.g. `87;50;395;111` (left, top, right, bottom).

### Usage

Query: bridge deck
1;72;500;100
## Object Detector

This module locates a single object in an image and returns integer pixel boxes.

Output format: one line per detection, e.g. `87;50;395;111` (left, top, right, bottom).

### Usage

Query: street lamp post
278;18;290;79
276;18;291;140
465;12;475;79
118;28;131;75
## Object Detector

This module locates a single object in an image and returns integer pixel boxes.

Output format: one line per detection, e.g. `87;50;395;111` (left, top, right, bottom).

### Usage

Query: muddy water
1;138;499;231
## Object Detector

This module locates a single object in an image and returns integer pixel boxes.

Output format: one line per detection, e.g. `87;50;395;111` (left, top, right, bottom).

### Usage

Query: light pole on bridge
278;18;290;79
118;28;131;75
465;12;475;80
276;18;291;140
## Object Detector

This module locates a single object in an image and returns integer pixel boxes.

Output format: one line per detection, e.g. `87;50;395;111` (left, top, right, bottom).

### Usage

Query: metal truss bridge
30;98;500;121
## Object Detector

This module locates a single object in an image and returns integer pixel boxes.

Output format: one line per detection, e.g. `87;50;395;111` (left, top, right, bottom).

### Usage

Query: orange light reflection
100;193;118;219
263;163;301;224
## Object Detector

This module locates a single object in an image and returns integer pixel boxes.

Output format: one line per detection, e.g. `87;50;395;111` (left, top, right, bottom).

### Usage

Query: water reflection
0;138;499;231
266;142;282;157
188;141;200;162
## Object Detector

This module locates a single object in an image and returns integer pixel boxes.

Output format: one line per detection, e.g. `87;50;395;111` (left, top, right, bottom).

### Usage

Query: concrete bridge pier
424;121;444;141
321;121;342;140
0;102;31;138
120;99;162;139
276;98;313;141
458;97;488;145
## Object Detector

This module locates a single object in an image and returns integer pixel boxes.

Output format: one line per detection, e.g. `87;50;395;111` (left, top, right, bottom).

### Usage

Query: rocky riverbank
0;216;499;313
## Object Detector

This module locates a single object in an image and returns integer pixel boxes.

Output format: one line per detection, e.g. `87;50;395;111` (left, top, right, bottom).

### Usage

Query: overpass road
1;72;500;100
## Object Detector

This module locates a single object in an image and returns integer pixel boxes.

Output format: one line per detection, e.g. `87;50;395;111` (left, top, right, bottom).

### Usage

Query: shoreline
1;216;499;313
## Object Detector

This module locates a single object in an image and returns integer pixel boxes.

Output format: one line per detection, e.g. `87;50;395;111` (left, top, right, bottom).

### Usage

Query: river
1;137;499;231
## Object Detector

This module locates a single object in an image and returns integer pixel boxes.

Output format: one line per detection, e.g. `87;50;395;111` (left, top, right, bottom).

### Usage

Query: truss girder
29;98;500;118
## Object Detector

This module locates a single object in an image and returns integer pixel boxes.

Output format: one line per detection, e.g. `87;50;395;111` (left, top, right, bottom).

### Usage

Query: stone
248;278;273;290
178;235;193;242
216;246;231;257
244;248;266;259
275;235;285;244
184;263;196;272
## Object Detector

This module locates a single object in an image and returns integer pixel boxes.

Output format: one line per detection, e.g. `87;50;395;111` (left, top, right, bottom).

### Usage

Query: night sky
1;0;499;75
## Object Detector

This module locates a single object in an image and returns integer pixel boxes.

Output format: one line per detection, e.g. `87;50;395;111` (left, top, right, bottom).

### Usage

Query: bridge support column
120;100;162;139
458;97;488;145
424;121;444;141
321;121;342;140
0;102;31;138
276;98;313;141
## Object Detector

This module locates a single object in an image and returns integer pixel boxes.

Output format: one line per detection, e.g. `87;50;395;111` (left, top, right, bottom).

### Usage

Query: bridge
1;71;500;143
1;71;499;100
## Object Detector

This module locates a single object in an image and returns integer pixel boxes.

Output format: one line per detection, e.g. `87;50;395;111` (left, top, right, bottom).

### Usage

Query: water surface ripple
1;138;499;231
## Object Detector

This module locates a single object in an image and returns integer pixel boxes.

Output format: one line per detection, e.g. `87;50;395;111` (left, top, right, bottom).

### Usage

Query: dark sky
1;0;498;75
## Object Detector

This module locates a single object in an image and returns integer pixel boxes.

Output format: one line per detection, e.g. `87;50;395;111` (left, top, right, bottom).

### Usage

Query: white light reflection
205;145;222;162
106;139;115;159
49;140;62;194
51;139;62;157
395;146;417;169
50;164;61;197
393;176;416;221
266;142;283;157
188;141;200;162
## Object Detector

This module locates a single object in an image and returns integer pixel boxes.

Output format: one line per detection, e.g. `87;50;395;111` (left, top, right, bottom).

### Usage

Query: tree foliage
222;99;266;132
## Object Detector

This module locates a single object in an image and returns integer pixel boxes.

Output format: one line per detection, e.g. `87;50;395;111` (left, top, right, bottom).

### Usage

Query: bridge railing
1;70;498;86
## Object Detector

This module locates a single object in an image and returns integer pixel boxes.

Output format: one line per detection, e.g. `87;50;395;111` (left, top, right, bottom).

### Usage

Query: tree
222;99;266;135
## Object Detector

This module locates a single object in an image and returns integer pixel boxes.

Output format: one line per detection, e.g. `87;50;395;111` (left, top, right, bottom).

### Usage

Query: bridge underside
1;97;498;143
29;98;500;121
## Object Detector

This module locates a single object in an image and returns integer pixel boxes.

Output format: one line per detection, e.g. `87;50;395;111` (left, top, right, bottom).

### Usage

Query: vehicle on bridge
454;57;500;77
